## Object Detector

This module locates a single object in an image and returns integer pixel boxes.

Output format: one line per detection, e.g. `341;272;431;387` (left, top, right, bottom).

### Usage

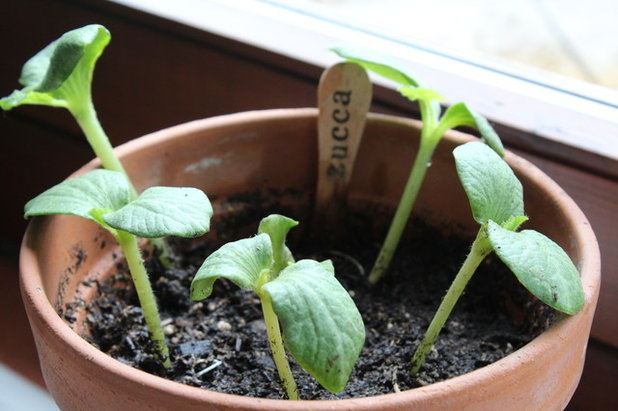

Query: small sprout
25;169;214;367
331;45;503;284
409;141;584;374
1;24;173;265
190;214;365;399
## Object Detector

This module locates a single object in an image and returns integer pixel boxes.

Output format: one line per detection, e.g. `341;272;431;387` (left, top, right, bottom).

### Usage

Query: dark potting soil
83;210;554;400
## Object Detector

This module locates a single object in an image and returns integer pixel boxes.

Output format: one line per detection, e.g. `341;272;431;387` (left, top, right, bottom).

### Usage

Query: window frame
109;0;618;177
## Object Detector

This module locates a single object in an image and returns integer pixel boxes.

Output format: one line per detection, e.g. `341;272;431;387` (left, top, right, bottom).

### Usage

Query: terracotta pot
20;108;600;410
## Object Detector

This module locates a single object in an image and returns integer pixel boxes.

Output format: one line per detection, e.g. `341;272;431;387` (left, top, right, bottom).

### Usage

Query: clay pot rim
20;108;600;408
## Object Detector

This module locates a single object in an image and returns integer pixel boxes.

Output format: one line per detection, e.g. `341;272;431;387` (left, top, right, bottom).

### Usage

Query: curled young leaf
262;260;365;393
191;234;273;301
454;141;524;226
1;24;110;111
487;221;585;314
103;186;213;238
258;214;298;273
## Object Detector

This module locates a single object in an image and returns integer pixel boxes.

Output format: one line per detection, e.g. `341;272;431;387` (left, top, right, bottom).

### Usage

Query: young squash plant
409;141;585;374
25;169;213;367
331;45;504;285
1;25;132;193
0;24;172;264
191;214;365;399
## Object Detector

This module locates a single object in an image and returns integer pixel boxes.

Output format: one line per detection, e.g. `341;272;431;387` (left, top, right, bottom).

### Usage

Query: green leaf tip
467;108;504;156
1;24;110;111
330;44;420;87
399;85;444;103
258;214;298;273
454;141;523;226
263;260;365;393
487;221;585;314
440;103;504;156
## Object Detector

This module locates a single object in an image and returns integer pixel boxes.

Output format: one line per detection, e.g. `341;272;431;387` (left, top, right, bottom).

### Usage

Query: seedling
190;214;365;399
331;46;504;284
0;24;172;264
25;169;213;367
409;141;585;374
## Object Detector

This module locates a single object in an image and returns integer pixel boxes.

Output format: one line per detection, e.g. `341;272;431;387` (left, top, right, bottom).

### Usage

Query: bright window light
109;0;618;161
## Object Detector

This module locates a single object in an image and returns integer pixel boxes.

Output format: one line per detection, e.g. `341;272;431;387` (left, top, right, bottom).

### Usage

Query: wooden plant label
315;62;372;224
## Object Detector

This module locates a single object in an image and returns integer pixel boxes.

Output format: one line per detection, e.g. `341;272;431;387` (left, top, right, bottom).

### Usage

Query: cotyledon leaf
262;259;365;393
103;186;212;238
487;221;584;315
24;169;130;224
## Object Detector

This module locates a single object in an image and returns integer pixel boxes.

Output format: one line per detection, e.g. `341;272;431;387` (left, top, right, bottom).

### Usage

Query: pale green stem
70;99;138;200
369;100;442;285
116;230;170;368
368;137;439;284
410;228;491;374
259;289;298;400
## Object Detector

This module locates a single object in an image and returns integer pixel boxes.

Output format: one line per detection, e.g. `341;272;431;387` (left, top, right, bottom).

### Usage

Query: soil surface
83;209;554;400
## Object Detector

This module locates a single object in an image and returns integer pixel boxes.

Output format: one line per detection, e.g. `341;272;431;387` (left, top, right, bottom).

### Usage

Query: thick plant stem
368;139;438;284
410;228;491;374
116;230;171;368
259;291;298;400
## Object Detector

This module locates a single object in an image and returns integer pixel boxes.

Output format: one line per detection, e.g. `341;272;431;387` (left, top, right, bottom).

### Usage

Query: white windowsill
0;364;57;411
108;0;618;163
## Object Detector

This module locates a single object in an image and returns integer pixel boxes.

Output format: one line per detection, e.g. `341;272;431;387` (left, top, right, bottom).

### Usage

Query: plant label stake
315;62;372;226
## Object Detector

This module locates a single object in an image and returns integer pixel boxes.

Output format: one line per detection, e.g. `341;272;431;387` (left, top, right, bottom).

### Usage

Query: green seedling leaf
25;169;212;241
439;103;504;156
1;24;110;110
410;133;582;376
330;45;419;87
487;221;585;314
262;259;365;393
191;234;273;301
399;85;444;103
103;187;212;238
190;214;365;397
258;214;298;273
454;141;523;226
24;169;129;225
